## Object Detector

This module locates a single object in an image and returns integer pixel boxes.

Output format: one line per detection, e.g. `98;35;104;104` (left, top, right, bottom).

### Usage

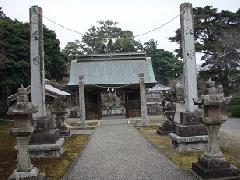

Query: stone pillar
139;73;148;127
204;124;223;157
79;75;86;129
180;3;198;112
16;136;32;171
192;79;240;179
8;85;44;179
168;3;208;151
29;6;64;159
30;6;46;121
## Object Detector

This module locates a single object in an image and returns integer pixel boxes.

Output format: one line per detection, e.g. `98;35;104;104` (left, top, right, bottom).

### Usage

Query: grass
32;134;89;179
0;119;16;180
138;126;240;170
133;121;161;128
220;145;240;169
0;119;90;180
67;122;98;130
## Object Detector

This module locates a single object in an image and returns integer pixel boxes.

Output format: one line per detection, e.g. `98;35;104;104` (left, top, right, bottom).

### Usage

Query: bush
229;93;240;117
229;105;240;117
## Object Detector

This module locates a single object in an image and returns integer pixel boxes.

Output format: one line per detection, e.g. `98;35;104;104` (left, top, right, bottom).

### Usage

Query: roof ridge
75;52;146;60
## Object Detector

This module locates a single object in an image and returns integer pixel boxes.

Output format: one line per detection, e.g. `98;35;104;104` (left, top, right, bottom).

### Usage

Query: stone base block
192;156;240;179
59;129;71;137
174;123;207;137
169;133;208;152
180;112;202;125
157;122;174;135
29;129;60;144
9;167;45;180
28;138;64;158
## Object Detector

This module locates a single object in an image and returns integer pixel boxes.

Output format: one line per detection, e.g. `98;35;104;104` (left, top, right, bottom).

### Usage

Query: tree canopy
144;40;183;85
62;20;143;60
170;6;240;95
0;8;66;115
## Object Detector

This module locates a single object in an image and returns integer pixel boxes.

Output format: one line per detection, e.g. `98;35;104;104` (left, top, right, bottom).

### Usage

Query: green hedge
229;93;240;117
229;105;240;117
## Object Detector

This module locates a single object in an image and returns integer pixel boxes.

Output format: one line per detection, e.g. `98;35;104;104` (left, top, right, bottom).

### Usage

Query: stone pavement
64;118;196;180
221;117;240;139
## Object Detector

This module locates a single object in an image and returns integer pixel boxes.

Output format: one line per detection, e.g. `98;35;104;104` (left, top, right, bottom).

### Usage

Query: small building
146;84;173;115
67;52;156;119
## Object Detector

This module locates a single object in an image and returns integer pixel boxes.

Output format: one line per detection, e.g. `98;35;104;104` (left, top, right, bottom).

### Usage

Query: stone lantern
51;97;70;137
192;79;240;179
8;85;44;179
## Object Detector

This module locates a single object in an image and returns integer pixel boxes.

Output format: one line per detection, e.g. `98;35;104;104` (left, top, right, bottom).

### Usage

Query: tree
0;9;66;115
62;40;83;62
62;20;143;55
144;40;183;85
44;26;66;80
0;7;5;18
170;6;240;95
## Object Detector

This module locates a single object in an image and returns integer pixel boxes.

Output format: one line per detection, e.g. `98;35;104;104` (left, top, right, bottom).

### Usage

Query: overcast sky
2;0;240;59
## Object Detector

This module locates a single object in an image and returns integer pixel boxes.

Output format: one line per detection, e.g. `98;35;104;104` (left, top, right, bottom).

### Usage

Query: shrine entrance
101;89;126;117
83;87;141;120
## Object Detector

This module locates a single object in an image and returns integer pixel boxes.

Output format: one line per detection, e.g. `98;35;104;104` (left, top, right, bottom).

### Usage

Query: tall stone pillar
169;3;208;152
28;6;64;159
79;75;86;129
30;6;46;121
139;73;148;127
180;2;198;112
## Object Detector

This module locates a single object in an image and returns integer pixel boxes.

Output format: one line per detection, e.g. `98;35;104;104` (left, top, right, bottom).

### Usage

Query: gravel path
64;120;196;180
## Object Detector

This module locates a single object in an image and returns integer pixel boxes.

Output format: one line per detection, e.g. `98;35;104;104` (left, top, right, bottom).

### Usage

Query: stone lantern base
9;167;45;180
192;120;240;179
192;156;240;179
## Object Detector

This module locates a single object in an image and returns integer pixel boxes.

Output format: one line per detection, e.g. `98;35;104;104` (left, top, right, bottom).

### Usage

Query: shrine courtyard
1;110;240;179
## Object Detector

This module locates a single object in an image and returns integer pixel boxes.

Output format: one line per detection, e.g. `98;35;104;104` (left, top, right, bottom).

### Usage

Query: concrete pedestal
169;133;208;152
170;112;208;152
29;128;64;158
28;138;64;158
9;167;45;180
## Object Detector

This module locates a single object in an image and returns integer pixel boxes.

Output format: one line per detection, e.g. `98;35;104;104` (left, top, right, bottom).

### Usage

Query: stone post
29;6;64;159
180;3;198;112
139;73;148;127
8;85;44;179
30;6;46;121
168;3;208;152
79;75;86;129
192;79;240;179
